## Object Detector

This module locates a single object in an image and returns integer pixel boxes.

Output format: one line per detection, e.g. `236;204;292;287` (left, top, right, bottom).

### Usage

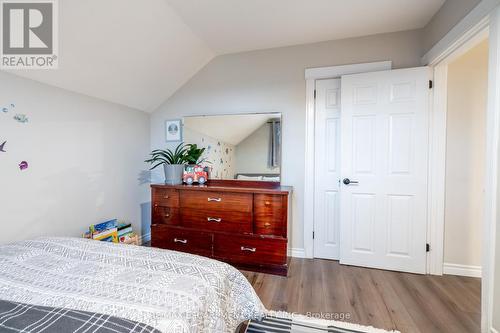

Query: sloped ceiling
167;0;446;55
3;0;446;112
184;113;280;146
5;0;214;112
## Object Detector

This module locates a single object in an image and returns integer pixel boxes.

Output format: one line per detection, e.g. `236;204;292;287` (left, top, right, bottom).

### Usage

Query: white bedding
0;237;266;332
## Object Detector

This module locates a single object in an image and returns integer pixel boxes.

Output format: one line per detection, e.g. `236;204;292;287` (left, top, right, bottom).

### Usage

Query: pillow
237;175;263;181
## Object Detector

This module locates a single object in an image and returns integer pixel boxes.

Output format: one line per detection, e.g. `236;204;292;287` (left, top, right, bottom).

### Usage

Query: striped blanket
0;300;161;333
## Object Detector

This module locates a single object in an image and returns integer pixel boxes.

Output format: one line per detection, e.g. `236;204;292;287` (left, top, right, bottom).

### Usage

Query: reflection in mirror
184;113;281;182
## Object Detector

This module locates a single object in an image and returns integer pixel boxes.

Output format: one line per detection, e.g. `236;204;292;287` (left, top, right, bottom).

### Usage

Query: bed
0;237;266;332
234;173;280;182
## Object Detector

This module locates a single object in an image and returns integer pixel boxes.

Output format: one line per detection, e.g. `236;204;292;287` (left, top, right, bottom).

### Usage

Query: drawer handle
208;197;222;202
164;213;170;218
174;238;187;244
163;195;169;199
241;246;256;252
265;201;271;206
207;217;222;223
151;223;158;227
264;222;271;228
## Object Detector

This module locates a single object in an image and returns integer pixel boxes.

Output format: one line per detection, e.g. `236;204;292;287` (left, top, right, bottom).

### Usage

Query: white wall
422;0;481;53
444;40;488;270
150;29;423;251
0;72;150;244
235;123;279;175
495;213;500;330
496;228;500;331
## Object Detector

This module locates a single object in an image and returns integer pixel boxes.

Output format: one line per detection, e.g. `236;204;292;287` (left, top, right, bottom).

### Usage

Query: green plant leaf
146;142;191;166
149;161;165;170
184;143;207;164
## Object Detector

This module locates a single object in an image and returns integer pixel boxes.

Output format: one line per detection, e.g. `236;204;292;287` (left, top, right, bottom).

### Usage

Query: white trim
303;61;392;259
426;24;489;277
438;27;490;65
491;327;499;333
422;0;499;65
305;61;392;79
443;263;482;278
304;78;316;259
426;64;447;276
484;6;500;332
289;248;306;258
140;232;151;245
425;6;500;331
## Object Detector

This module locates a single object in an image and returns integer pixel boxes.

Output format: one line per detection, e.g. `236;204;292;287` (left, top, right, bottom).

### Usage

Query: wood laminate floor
241;258;481;333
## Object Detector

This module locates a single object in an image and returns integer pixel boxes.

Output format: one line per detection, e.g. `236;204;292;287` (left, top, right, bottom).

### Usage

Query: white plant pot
163;164;184;185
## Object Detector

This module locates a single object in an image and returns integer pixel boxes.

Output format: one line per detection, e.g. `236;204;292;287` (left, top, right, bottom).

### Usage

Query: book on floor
90;219;117;234
118;227;133;237
92;227;118;243
117;223;131;231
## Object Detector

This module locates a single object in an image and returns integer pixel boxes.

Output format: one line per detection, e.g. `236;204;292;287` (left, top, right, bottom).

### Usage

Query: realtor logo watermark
1;0;58;69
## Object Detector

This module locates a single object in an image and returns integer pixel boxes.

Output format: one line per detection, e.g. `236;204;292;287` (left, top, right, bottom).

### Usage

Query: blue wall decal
0;141;6;152
13;114;28;123
1;103;15;113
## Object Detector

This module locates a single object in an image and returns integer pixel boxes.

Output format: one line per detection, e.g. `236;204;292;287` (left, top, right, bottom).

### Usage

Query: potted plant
183;144;210;184
145;143;188;185
184;144;206;165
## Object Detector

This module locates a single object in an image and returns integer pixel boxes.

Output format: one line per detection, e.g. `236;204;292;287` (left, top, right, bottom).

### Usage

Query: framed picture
165;119;182;142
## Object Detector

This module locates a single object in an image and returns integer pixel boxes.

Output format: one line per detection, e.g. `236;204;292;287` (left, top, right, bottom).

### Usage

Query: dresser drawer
213;234;287;265
151;225;212;257
181;210;252;233
152;188;179;207
180;190;252;213
152;206;180;225
254;194;286;236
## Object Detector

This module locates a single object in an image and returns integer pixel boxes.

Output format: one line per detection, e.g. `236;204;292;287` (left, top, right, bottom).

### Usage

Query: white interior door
339;67;430;274
313;79;341;260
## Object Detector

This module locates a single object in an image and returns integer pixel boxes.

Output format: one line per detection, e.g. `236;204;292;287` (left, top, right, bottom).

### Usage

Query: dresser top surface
151;180;292;195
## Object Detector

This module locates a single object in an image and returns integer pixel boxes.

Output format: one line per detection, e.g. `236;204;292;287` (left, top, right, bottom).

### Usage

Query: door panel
340;67;430;274
387;194;413;257
313;79;341;260
352;116;376;174
388;114;414;174
352;193;376;253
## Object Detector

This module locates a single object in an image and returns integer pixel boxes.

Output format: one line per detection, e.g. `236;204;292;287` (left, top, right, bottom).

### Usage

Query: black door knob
343;178;359;185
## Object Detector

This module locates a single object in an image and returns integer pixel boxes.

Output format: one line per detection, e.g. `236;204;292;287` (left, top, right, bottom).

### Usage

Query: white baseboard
491;326;499;333
140;232;151;245
443;263;482;278
289;247;306;258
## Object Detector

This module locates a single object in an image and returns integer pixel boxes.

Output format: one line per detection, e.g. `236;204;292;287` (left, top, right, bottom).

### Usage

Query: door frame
303;61;392;259
424;22;489;277
422;2;500;332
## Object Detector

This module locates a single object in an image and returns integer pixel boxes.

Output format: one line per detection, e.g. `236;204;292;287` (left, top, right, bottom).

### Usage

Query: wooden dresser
150;180;292;275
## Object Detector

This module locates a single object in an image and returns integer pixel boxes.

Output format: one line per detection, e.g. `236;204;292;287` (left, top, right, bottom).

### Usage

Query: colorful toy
183;165;208;185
